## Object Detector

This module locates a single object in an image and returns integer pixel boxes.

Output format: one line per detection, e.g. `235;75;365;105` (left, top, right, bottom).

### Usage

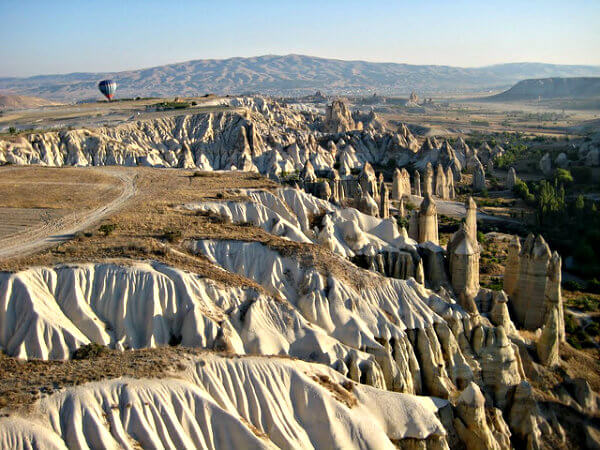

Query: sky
1;0;599;77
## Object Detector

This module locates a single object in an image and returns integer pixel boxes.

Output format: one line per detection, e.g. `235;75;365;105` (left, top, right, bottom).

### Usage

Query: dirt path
0;168;137;260
408;195;521;225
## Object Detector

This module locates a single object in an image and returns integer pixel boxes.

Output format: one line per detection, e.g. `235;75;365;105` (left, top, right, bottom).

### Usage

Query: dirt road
0;168;136;260
408;195;521;225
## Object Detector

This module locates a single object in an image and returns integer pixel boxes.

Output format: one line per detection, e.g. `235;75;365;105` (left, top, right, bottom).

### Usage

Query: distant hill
0;93;58;110
484;77;600;101
2;55;600;101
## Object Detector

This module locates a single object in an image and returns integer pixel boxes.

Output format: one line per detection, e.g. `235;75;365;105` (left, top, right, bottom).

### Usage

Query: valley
0;93;598;449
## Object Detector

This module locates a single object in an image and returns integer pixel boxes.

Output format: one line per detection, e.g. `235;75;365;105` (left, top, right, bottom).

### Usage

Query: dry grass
0;166;376;291
0;346;205;413
0;166;122;210
311;374;358;409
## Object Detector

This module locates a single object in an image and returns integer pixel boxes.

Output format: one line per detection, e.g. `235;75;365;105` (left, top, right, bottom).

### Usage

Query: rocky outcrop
414;170;422;196
464;197;477;242
445;166;455;199
508;381;543;450
379;182;390;218
418;194;439;244
323;99;359;133
423;163;434;196
359;162;378;198
472;161;486;191
506;167;517;190
539;153;552;176
447;227;480;304
454;383;511;450
536;306;560;366
503;236;521;297
480;326;525;409
300;159;317;182
358;191;380;217
435;164;449;199
508;234;565;338
393;168;411;200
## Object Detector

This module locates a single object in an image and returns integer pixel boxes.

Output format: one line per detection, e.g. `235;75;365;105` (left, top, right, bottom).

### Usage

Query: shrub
72;343;108;360
162;228;182;243
8;126;16;134
99;223;116;236
553;168;573;185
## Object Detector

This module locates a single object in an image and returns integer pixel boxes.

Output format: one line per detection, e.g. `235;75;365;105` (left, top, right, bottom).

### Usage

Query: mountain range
2;54;600;101
484;77;600;101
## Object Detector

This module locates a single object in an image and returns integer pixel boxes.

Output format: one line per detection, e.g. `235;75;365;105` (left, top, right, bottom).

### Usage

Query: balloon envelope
98;79;117;100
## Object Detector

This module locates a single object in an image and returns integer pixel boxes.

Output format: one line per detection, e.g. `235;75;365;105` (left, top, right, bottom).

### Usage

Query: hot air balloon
98;79;117;101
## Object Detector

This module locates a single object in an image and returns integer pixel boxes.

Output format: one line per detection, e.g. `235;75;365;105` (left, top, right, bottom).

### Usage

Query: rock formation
358;162;378;198
358;191;380;217
414;170;422;196
537;306;560;366
464;197;478;242
435;164;448;199
445;166;455;198
503;236;521;297
418;194;439;244
300;159;317;182
539;152;552;176
507;234;565;338
506;167;517;190
447;226;480;304
472;161;486;191
323;99;359;133
379;182;390;218
392;168;411;200
423;163;434;196
454;382;511;450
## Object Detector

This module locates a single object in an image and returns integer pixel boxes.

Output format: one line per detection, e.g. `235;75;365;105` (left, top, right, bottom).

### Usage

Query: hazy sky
1;0;599;77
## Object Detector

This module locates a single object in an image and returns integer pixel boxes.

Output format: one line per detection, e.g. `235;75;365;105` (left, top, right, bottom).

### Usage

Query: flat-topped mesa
358;162;378;198
379;182;390;219
447;226;480;308
507;234;565;338
423;162;434;196
465;197;478;242
323;99;360;133
472;161;486;192
418;193;439;244
414;170;422;196
506;167;518;190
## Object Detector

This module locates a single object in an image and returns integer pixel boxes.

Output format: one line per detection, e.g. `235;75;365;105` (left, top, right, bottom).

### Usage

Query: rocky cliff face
0;97;466;179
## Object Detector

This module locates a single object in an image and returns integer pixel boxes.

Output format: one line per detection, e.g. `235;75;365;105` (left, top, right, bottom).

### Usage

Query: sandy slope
0;354;449;449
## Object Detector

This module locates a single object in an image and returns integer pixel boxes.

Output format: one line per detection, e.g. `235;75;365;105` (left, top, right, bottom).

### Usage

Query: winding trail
0;168;137;260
